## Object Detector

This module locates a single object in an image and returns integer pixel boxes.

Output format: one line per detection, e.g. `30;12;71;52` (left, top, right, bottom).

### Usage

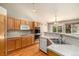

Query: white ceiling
0;3;79;23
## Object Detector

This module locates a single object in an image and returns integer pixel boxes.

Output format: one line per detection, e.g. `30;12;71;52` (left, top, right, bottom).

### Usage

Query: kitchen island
40;32;79;56
47;44;79;56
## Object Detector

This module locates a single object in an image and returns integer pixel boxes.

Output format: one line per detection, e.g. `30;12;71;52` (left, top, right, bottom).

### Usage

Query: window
58;26;62;32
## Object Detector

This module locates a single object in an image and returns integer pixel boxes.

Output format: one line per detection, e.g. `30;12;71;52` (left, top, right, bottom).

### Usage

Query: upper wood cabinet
33;21;40;27
7;16;35;30
7;17;15;30
28;21;34;30
20;19;28;25
14;19;20;30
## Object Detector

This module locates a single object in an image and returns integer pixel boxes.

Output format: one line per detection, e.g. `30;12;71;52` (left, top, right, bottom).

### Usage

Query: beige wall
0;6;7;15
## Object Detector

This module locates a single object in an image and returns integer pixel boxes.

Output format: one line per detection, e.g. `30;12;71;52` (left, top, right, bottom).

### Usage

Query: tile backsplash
7;30;32;38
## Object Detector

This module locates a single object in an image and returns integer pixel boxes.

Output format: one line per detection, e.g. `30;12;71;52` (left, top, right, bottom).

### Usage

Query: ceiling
0;3;79;23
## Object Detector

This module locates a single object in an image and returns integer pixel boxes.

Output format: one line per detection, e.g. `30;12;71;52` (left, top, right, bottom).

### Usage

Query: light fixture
53;7;58;32
32;3;37;13
53;8;58;26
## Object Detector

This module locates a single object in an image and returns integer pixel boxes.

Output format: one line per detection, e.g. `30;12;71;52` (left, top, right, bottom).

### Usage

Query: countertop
44;32;79;39
60;33;79;39
41;33;79;56
47;44;79;56
7;34;34;39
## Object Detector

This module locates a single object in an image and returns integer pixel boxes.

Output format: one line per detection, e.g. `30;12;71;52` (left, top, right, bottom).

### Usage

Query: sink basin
51;39;68;44
53;40;66;44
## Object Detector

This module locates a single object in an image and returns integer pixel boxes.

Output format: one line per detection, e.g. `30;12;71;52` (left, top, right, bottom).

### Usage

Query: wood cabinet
0;15;5;56
14;19;20;30
7;39;16;52
15;37;21;49
29;22;34;30
22;35;34;48
20;19;27;25
0;15;5;34
0;39;5;56
22;36;28;47
7;16;35;30
7;17;15;30
7;35;34;52
7;37;22;51
33;21;40;27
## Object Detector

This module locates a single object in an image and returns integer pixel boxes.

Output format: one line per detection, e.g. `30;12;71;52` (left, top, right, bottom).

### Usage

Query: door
40;37;47;53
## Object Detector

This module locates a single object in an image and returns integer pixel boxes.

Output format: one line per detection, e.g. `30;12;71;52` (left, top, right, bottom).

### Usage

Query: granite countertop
44;32;79;39
60;33;79;39
47;44;79;56
7;34;34;39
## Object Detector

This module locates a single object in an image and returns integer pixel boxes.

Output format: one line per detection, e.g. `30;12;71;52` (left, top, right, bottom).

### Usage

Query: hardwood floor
7;43;47;56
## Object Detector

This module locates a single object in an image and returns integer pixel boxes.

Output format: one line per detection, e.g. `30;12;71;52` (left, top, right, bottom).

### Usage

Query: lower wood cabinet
15;37;21;49
0;39;5;56
7;39;16;52
22;37;28;47
7;35;34;52
22;35;34;48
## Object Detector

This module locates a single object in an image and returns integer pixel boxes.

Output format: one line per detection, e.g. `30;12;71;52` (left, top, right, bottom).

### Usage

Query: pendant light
32;3;37;13
53;7;58;32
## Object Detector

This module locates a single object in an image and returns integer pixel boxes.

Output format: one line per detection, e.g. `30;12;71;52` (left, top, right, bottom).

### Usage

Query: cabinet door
0;15;5;34
34;22;39;27
22;37;27;47
15;38;21;49
29;22;34;29
7;39;16;52
0;15;5;56
7;17;15;30
20;20;26;25
0;39;5;56
26;37;32;46
22;36;33;47
14;19;20;30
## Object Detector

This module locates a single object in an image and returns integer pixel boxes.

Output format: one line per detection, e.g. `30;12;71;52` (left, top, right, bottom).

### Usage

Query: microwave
20;25;30;30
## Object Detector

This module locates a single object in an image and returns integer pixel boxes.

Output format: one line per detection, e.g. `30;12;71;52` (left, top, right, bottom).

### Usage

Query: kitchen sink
50;39;68;44
53;40;66;44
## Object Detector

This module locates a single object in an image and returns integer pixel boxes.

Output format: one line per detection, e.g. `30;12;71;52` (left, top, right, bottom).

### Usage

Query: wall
40;22;48;33
0;6;7;15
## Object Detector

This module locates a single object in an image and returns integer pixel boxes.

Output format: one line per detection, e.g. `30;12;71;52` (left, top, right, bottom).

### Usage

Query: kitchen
0;3;79;56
